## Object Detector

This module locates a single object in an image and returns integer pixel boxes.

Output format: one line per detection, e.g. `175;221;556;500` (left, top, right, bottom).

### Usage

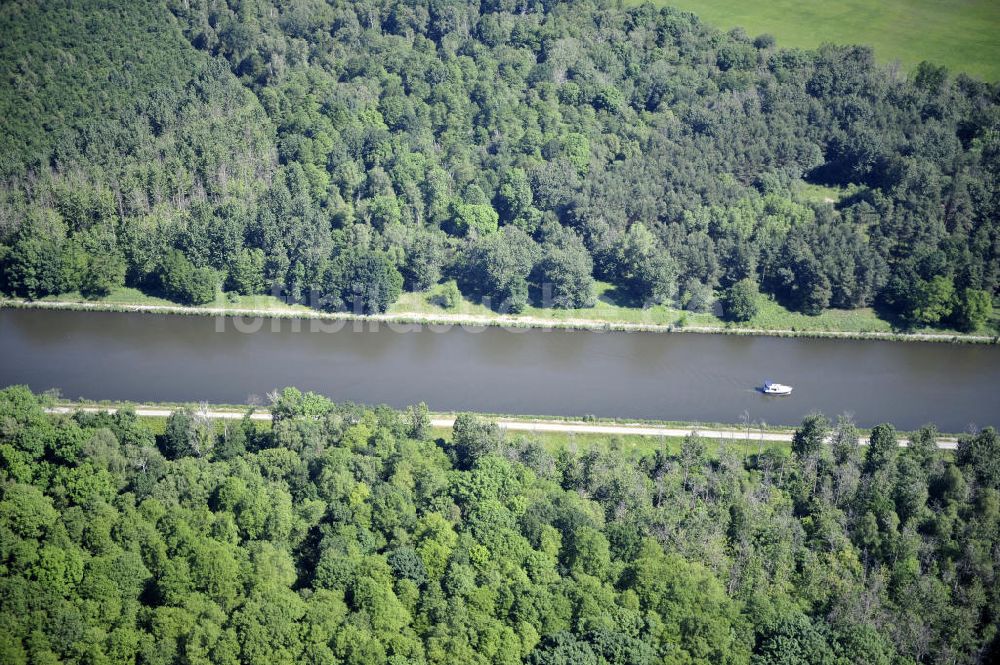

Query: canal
1;308;997;432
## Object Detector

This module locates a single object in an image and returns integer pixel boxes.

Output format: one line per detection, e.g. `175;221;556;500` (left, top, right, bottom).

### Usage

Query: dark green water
1;308;997;431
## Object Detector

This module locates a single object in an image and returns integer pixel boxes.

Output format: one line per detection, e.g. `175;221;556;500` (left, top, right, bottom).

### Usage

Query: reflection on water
1;308;997;431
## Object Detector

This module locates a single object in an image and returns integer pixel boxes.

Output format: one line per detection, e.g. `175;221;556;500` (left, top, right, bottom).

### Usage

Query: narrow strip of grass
391;282;996;339
128;410;793;458
7;282;996;343
35;287;315;312
57;400;961;444
46;398;813;436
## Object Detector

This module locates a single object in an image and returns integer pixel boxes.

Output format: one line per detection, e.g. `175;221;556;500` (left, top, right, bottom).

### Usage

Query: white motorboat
761;380;793;396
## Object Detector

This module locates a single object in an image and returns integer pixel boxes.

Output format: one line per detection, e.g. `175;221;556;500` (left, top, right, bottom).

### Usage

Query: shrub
159;250;217;305
438;280;461;310
79;253;125;299
953;288;992;332
721;278;759;322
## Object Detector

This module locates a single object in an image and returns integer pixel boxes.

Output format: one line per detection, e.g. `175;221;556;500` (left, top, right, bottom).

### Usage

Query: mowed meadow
633;0;1000;81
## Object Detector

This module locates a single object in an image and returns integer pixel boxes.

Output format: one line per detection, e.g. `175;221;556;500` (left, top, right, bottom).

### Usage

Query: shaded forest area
0;0;998;329
1;385;999;663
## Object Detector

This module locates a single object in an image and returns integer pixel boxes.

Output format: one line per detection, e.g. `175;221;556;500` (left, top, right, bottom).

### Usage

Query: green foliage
1;210;70;299
536;227;596;309
865;423;898;472
438;280;462;310
956;428;1000;490
496;168;537;231
627;546;750;663
561;134;591;175
613;223;678;305
953;288;993;332
406;402;432;440
227;248;267;296
162;407;214;459
752;610;834;665
1;387;999;662
79;251;126;299
914;276;956;325
463;227;540;313
792;413;830;460
269;387;334;424
451;413;505;470
324;245;404;314
395;226;447;292
159;250;217;305
770;233;831;315
681;278;714;313
450;202;500;237
722;278;760;322
1;0;994;327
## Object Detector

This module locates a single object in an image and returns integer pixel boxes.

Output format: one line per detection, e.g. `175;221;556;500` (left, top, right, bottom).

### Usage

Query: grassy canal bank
3;282;998;344
127;412;699;460
47;400;790;459
43;398;962;457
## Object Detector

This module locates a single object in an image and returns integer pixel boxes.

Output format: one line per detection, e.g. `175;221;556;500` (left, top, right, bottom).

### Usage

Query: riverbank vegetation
7;293;998;344
1;0;998;334
1;385;998;663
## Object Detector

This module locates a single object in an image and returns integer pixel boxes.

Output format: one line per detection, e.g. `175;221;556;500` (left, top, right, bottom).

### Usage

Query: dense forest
1;385;998;663
0;0;998;327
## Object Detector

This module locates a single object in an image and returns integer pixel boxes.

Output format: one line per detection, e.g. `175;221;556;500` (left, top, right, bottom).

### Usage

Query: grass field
631;0;1000;81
